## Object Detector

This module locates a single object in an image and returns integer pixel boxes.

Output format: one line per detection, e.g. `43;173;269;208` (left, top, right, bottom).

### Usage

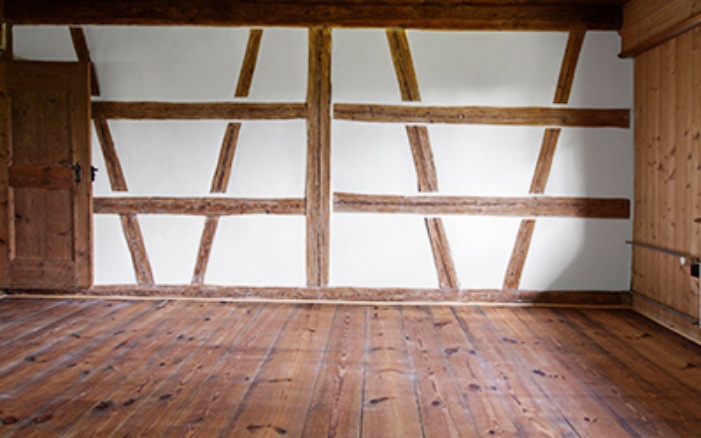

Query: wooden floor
0;299;699;437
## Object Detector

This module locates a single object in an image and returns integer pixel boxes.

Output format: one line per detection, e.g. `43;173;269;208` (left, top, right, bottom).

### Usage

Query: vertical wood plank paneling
632;24;701;332
504;30;585;290
306;27;332;287
0;71;9;286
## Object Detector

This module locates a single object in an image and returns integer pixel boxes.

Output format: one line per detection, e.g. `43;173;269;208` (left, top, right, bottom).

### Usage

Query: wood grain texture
5;2;623;30
334;103;630;127
209;123;241;193
386;28;421;102
503;220;536;289
4;299;700;436
621;0;701;56
120;214;154;286
405;125;439;192
234;28;263;98
92;101;307;120
553;30;586;104
83;285;630;306
425;218;459;289
191;216;218;285
69;26;100;96
334;192;631;218
94;197;306;215
0;90;9;287
306;27;332;287
631;27;701;340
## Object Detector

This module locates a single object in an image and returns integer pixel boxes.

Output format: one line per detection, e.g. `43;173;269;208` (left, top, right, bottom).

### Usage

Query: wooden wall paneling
92;101;307;120
306;27;331;287
0;67;9;287
631;50;647;291
692;27;701;320
4;2;623;31
69;27;100;96
504;31;586;289
659;39;677;307
647;47;661;303
386;28;457;289
621;0;701;57
193;29;263;285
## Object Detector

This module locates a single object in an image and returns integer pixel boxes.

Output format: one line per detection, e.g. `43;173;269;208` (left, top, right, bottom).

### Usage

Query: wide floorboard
0;298;699;437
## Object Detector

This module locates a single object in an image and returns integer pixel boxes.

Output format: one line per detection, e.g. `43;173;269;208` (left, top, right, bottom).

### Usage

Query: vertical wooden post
306;27;332;287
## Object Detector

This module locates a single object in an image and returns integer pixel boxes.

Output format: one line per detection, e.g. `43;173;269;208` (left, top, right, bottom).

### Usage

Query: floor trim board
4;287;631;307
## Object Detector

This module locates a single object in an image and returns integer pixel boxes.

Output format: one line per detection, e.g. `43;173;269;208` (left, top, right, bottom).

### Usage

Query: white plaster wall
14;26;633;290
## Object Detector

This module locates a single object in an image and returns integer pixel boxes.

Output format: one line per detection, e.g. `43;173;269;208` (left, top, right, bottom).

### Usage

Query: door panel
3;61;92;290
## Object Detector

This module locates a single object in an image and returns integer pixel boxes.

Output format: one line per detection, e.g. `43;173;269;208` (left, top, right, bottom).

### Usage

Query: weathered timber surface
94;196;305;216
92;101;307;120
334;192;631;218
0;298;699;436
80;285;630;306
4;2;623;30
334;104;630;127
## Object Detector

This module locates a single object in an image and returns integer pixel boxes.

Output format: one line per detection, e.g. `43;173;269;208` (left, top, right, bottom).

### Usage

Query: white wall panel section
430;125;543;196
108;121;225;196
227;121;306;197
246;28;307;102
93;215;137;284
138;216;205;284
410;31;567;105
332;29;402;103
332;122;420;194
520;219;632;290
84;26;249;101
442;217;522;289
206;216;306;286
330;214;438;288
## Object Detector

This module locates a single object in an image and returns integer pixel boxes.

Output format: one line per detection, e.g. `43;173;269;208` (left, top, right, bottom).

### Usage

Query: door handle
61;161;82;183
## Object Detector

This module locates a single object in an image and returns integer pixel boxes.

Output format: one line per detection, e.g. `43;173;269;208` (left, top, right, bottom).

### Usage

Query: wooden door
0;61;92;290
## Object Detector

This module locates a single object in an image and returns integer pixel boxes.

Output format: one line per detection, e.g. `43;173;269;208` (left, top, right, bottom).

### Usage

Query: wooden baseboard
631;291;701;345
5;286;631;307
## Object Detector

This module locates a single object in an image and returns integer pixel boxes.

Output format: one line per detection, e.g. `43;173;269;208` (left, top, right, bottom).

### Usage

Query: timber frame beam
2;1;623;31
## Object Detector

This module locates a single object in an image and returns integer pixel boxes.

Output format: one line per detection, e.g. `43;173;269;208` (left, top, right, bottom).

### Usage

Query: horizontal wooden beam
76;286;630;306
4;2;622;30
94;197;305;215
334;192;630;219
92;101;307;120
334;104;630;128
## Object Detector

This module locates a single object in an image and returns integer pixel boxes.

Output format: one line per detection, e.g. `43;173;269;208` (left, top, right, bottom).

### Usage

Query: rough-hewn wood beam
92;101;307;120
85;285;630;306
4;2;623;31
334;104;630;128
69;27;100;96
334;193;630;219
306;27;332;287
94;197;306;216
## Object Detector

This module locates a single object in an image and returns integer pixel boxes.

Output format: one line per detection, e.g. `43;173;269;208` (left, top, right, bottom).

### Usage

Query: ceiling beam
3;1;622;31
